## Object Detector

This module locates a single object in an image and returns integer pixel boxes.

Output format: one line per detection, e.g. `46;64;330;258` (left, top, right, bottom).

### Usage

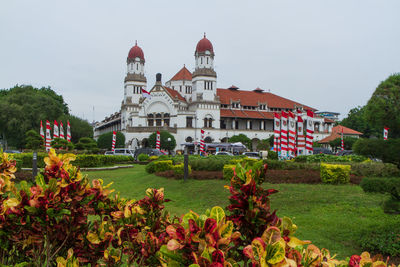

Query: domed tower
121;41;147;129
192;33;217;101
124;41;147;104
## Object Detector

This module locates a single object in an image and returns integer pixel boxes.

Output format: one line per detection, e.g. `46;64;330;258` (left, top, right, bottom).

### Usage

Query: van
113;148;134;157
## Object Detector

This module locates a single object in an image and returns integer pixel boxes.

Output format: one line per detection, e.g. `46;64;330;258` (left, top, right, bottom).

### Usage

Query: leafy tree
25;130;44;150
256;139;270;151
148;131;176;151
228;134;251;149
329;137;358;150
364;73;400;138
340;106;373;137
97;132;125;150
51;138;69;150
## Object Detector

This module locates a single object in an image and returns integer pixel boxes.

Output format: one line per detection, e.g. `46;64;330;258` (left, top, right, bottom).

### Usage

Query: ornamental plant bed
156;170;223;180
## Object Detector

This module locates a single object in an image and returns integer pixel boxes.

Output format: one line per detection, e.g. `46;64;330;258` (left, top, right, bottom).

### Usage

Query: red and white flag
341;127;344;150
141;88;151;99
200;129;205;155
45;120;52;151
59;121;65;139
40;120;44;139
305;110;314;155
297;115;306;155
288;111;296;157
156;131;161;150
53;120;59;139
66;121;71;142
111;131;116;152
383;127;389;140
273;113;281;152
280;111;288;158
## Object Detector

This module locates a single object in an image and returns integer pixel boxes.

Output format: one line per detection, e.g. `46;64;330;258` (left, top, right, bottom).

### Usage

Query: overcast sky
1;0;399;122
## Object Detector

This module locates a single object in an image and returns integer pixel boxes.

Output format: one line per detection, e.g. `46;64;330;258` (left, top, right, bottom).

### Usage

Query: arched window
203;118;207;128
207;57;209;64
201;57;203;64
185;136;193;142
156;113;162;126
204;136;212;143
208;118;213;128
164;113;170;127
147;114;154;126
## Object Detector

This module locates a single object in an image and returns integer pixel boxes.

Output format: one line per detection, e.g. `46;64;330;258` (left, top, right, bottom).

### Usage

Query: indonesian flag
67;121;71;142
141;88;151;99
297;115;306;155
156;131;161;150
40;120;44;139
341;127;344;150
200;129;205;155
45;120;52;151
288;111;296;157
111;131;116;152
53;120;59;139
59;121;65;139
273;113;281;152
280;111;288;158
305;110;314;155
383;127;389;140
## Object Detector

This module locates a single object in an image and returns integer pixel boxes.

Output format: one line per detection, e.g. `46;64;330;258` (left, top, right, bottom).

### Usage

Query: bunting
111;131;116;152
288;112;296;157
305;110;314;155
67;121;71;142
45;120;52;151
40;120;44;140
273;113;281;152
156;131;161;150
297;113;306;155
383;127;389;140
200;129;205;155
280;111;288;158
53;120;59;139
59;121;65;139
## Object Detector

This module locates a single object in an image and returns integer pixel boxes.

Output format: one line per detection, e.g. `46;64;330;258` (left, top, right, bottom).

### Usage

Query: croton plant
0;150;397;266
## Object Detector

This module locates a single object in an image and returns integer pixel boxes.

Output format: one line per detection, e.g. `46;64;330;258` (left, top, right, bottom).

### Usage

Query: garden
1;149;400;266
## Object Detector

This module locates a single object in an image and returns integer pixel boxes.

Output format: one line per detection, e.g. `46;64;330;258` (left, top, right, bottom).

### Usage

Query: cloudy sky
1;0;399;122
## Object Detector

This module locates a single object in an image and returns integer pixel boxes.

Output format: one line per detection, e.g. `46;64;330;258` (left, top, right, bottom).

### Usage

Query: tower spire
135;40;137;46
204;32;206;38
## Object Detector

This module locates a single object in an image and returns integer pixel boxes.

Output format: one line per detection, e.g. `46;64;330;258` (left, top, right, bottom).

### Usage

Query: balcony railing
126;126;177;133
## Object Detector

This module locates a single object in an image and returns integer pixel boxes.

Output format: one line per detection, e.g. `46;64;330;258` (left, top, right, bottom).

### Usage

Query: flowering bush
0;150;398;266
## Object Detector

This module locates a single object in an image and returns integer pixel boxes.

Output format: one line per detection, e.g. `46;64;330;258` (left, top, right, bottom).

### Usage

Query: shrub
241;157;258;166
354;138;400;167
359;223;400;257
148;155;159;161
145;160;156;173
320;163;351;184
137;153;149;162
223;164;235;180
295;154;367;163
268;150;278;160
152;160;173;173
350;162;400;177
172;163;191;178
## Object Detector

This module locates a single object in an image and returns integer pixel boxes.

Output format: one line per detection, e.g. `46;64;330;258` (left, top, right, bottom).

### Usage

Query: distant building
315;111;340;122
318;125;363;148
94;35;335;151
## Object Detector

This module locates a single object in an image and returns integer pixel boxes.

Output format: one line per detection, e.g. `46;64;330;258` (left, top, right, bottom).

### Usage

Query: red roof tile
217;88;316;111
324;118;335;123
164;87;186;102
170;66;192;81
318;133;340;144
220;109;274;119
332;125;362;135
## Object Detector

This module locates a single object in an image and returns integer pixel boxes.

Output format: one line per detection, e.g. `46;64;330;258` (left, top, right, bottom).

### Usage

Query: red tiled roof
217;88;316;111
324;118;335;123
318;133;340;144
128;42;145;61
220;109;274;119
170;66;192;81
196;35;213;53
164;87;186;102
332;125;362;135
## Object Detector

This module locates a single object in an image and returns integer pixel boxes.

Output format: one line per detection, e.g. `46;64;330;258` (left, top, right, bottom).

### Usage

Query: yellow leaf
287;236;311;248
86;232;101;244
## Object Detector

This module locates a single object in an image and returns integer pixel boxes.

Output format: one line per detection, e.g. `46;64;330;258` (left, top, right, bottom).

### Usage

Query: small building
318;125;363;149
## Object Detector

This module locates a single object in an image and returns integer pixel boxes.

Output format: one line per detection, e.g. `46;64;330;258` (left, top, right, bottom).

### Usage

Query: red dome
195;34;214;53
128;42;145;61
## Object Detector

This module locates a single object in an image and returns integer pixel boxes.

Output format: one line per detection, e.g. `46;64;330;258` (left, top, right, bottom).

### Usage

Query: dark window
203;118;207;128
186;117;193;128
249;121;253;130
207;57;209;64
220;120;226;129
164;119;170;126
148;119;154;126
235;120;239;129
208;118;213;128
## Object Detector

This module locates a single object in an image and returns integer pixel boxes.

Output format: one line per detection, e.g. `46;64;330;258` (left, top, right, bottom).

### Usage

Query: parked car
104;151;114;155
215;151;233;156
133;148;164;159
113;148;135;157
4;150;21;154
336;150;353;156
312;147;333;155
242;152;261;159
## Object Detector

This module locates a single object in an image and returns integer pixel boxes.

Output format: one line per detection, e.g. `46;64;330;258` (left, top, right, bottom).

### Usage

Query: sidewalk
22;165;135;172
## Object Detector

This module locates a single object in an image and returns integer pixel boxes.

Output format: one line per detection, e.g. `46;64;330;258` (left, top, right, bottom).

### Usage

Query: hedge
353;138;400;167
145;160;173;173
172;163;191;178
295;154;367;163
223;164;236;180
320;163;351;184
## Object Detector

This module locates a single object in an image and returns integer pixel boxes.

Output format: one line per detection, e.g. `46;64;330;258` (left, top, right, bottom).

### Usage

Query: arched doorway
251;138;260;151
141;138;149;148
185;136;193;142
204;136;212;143
221;137;229;143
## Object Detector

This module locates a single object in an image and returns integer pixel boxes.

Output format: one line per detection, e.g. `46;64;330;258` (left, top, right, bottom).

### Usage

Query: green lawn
84;165;400;259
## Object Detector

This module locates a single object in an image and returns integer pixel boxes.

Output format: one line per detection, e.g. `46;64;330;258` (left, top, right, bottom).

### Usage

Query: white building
94;35;335;151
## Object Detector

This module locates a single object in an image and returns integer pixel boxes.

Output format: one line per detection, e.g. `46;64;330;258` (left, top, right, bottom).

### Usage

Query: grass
84;165;400;259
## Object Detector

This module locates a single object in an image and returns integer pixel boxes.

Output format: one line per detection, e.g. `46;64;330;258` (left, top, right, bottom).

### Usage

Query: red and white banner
200;129;205;155
305;110;314;155
141;88;151;99
45;120;52;151
111;131;117;152
280;111;288;158
59;121;65;139
156;131;161;150
67;121;71;142
297;115;306;155
383;127;389;140
273;113;281;152
53;120;59;139
341;127;344;150
40;120;44;139
288;112;296;157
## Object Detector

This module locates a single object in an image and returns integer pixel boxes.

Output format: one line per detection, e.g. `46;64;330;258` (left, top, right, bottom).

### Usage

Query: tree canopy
97;131;126;150
328;137;358;151
0;85;92;148
340;106;374;137
228;134;251;149
364;73;400;138
148;131;176;151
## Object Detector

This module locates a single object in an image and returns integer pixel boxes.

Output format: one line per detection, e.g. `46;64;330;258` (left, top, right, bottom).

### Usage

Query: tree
256;139;270;151
148;131;176;151
328;137;358;150
58;114;93;144
76;137;98;153
97;131;125;150
340;106;374;137
228;134;251;149
51;138;69;150
364;73;400;138
25;130;44;150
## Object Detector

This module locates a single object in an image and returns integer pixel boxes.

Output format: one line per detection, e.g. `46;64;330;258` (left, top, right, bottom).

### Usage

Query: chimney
156;73;162;85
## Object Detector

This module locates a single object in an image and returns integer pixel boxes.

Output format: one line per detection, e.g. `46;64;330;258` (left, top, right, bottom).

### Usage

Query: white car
242;152;260;159
215;151;234;156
